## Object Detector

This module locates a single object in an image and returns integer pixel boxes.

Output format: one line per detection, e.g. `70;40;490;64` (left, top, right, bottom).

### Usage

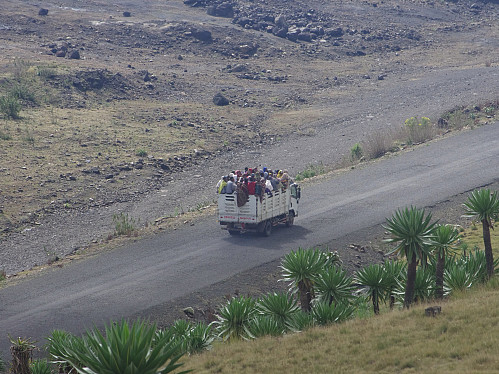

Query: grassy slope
182;223;499;373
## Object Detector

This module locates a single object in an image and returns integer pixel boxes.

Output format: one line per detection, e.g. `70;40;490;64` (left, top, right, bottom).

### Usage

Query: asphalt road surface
1;122;499;357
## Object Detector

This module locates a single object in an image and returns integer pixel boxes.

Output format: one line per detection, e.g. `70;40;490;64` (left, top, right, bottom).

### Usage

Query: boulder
326;27;344;38
297;32;312;42
39;8;49;16
55;50;66;58
213;93;229;106
123;11;131;17
191;28;212;42
207;2;234;17
68;50;80;59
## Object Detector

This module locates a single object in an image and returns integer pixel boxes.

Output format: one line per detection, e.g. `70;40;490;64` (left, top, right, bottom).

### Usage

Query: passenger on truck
218;176;228;194
226;176;236;194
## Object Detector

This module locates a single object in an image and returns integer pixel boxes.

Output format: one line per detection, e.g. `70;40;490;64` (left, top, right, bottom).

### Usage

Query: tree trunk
404;252;417;309
435;251;445;299
10;345;32;374
372;289;379;315
298;280;312;312
389;294;395;310
482;219;495;279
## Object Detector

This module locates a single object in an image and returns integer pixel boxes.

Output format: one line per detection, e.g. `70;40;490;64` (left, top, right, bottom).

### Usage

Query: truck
218;183;301;236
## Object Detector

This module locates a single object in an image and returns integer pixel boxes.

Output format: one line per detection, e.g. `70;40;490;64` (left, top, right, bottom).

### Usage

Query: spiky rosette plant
256;292;300;331
64;319;187;374
314;266;355;306
280;247;325;311
248;315;285;338
382;260;406;309
431;224;460;299
311;301;355;326
215;296;257;341
463;188;499;279
384;206;437;308
354;263;387;315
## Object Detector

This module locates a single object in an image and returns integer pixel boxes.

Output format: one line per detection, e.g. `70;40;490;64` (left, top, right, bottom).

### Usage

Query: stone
191;28;212;42
123;11;131;17
326;27;344;37
39;8;49;16
68;50;80;59
183;307;195;318
213;92;229;106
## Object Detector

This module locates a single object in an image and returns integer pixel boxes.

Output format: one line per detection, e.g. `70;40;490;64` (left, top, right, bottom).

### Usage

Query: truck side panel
219;189;291;224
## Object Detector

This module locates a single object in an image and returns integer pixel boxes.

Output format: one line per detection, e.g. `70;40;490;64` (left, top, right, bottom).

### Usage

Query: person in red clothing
247;176;256;195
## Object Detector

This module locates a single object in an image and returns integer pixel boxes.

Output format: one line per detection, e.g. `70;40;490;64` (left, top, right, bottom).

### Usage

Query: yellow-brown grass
182;283;499;374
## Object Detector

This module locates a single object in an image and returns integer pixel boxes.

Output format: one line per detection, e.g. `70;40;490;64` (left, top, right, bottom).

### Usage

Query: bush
10;83;36;105
30;359;53;374
404;116;434;144
362;130;397;159
136;148;148;157
350;143;363;161
0;94;21;119
112;213;138;236
66;319;187;374
295;163;325;181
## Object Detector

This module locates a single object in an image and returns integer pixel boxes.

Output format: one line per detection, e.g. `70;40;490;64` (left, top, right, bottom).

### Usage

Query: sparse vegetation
404;116;434;145
0;94;21;119
135;148;148;157
30;359;53;374
112;212;138;236
294;163;325;181
350;142;363;161
362;129;399;160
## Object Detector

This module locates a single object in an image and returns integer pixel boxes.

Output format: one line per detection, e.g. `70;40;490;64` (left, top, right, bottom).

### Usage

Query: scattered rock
213;92;229;106
68;50;80;59
191;28;212;42
183;306;195;318
123;11;131;17
38;8;49;16
55;50;66;58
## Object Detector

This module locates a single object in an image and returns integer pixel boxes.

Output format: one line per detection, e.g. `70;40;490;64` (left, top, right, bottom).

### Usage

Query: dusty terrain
0;0;498;322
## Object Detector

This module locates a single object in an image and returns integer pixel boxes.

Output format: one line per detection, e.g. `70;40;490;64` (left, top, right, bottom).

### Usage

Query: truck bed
218;188;290;224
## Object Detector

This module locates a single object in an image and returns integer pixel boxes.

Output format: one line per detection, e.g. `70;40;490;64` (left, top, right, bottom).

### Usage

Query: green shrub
30;359;54;374
350;143;363;161
404;116;434;144
295;163;325;181
66;319;187;374
113;213;138;236
136;148;148;157
0;94;21;119
10;83;36;104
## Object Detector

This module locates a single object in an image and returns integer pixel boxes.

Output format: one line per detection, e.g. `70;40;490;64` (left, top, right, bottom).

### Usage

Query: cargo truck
218;183;301;236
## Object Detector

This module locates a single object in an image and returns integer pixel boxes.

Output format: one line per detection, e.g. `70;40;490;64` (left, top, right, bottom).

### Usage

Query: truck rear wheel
263;220;272;236
228;230;240;236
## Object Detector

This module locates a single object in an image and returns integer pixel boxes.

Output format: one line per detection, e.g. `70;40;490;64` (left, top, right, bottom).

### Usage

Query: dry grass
183;283;499;373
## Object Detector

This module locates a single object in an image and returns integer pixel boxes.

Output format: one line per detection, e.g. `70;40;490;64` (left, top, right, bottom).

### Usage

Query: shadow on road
221;224;313;250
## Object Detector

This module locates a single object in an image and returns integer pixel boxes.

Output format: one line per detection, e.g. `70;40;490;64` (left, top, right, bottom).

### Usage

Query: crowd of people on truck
216;167;292;201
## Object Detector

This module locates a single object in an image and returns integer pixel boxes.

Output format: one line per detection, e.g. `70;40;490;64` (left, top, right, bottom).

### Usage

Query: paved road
1;122;499;356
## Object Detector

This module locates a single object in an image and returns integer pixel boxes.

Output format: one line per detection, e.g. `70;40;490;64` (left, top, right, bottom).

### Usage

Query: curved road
1;121;499;356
